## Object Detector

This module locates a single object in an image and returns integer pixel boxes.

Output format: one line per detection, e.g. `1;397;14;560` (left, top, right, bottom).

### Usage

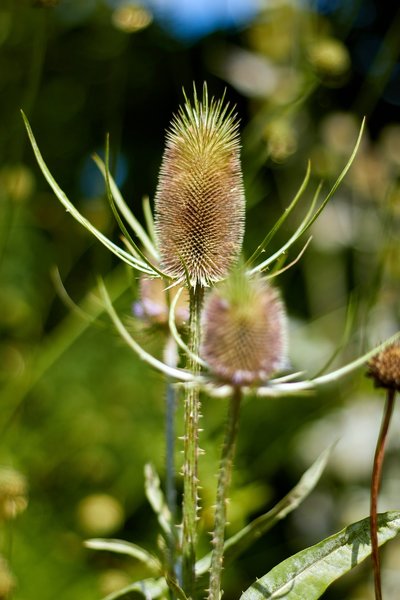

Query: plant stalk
208;386;242;600
182;284;204;595
163;335;179;584
370;387;396;600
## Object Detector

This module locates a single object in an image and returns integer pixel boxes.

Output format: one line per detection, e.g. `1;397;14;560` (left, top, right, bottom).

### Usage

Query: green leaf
84;539;161;574
102;577;167;600
144;463;173;537
196;445;332;576
240;511;400;600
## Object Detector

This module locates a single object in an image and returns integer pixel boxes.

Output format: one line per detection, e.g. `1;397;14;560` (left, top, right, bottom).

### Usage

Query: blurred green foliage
0;1;399;599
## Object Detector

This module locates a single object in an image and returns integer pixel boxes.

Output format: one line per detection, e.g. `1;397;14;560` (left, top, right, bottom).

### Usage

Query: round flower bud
308;37;350;80
201;272;287;386
367;342;400;392
154;85;245;286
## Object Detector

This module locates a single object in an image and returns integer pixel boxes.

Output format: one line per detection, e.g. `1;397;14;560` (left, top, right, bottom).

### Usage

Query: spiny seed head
154;84;245;287
367;342;400;392
201;270;288;386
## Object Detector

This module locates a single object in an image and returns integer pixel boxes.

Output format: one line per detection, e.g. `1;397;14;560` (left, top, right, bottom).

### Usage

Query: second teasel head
367;341;400;392
201;270;288;386
154;84;245;287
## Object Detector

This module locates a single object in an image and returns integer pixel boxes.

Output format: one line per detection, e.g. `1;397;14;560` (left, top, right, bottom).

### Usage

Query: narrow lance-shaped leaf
240;511;400;600
196;445;332;575
101;577;168;600
84;539;161;574
144;463;173;537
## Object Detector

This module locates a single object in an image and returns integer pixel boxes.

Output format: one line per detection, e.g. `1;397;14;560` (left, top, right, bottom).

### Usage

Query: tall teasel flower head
201;268;288;386
24;89;392;397
154;84;245;287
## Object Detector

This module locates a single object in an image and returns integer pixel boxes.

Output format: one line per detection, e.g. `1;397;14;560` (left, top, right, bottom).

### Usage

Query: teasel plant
366;342;400;600
22;84;400;600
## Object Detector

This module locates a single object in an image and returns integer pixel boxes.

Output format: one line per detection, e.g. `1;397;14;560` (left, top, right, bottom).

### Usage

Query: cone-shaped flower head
154;84;245;286
367;341;400;392
201;269;287;386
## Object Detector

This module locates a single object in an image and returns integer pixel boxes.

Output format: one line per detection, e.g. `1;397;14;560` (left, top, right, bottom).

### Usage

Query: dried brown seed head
367;341;400;392
201;271;287;386
154;85;245;286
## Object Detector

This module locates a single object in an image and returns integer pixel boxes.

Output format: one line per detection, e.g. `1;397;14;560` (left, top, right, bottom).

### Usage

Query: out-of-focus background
0;1;399;598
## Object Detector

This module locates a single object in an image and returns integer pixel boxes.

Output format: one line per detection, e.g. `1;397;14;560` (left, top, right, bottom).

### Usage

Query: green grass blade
240;511;400;600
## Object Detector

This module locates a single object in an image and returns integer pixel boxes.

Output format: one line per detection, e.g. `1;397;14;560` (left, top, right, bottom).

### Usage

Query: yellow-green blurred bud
0;467;28;521
308;37;350;80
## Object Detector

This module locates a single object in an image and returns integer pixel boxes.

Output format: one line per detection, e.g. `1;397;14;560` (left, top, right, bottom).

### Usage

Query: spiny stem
208;387;242;600
182;285;204;595
370;387;396;600
163;336;179;584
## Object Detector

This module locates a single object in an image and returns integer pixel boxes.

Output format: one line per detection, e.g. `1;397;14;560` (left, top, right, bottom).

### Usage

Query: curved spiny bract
154;85;245;287
201;272;288;386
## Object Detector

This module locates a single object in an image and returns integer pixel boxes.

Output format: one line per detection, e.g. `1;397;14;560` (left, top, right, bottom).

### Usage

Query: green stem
182;285;204;595
163;336;179;586
208;387;242;600
370;388;396;600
